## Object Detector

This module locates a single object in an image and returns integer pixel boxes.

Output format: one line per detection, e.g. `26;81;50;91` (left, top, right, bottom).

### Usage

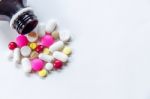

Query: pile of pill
7;19;72;78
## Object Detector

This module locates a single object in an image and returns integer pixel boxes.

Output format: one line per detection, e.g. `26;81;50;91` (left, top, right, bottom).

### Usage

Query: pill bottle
0;0;38;34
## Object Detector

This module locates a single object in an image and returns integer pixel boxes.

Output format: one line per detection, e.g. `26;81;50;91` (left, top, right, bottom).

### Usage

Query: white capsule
7;50;13;60
53;51;68;62
45;63;53;71
37;23;46;37
39;53;54;62
13;48;21;64
21;58;32;73
49;41;64;52
45;19;57;33
20;46;31;57
59;30;71;42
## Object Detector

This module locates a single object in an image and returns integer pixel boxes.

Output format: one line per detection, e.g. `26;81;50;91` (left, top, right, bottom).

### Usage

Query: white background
0;0;150;99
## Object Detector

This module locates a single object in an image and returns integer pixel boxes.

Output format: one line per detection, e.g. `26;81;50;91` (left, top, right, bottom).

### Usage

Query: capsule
53;51;68;62
39;53;54;62
21;58;32;73
45;19;57;33
13;48;21;64
49;41;64;52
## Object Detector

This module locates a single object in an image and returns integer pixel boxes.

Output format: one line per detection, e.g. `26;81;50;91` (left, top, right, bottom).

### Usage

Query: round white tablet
20;46;31;57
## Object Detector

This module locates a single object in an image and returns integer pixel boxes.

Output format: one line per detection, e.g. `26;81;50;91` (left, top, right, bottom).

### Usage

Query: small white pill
13;48;21;64
53;51;68;62
39;53;54;62
49;41;64;52
59;30;71;42
45;19;57;33
45;63;53;71
20;46;31;57
21;58;32;73
37;23;46;37
7;50;13;60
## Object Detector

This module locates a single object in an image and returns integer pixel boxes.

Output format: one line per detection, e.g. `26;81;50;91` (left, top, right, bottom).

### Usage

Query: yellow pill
63;46;72;55
38;69;48;77
29;43;37;50
43;48;50;55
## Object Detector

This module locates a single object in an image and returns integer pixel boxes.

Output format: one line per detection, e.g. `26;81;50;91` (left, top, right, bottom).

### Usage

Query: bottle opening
21;19;38;34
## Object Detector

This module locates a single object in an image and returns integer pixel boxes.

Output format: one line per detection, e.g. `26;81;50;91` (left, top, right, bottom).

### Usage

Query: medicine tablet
53;51;68;62
21;58;32;73
49;41;64;52
39;53;54;62
43;48;50;55
16;35;29;47
13;48;21;64
63;46;72;55
27;32;38;42
38;69;48;77
20;46;31;57
37;23;46;37
29;42;37;50
59;30;71;42
45;19;57;33
45;63;53;71
31;58;44;71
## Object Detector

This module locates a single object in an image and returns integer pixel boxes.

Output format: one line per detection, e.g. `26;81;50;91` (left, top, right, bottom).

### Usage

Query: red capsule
8;42;17;50
53;60;63;69
35;45;44;53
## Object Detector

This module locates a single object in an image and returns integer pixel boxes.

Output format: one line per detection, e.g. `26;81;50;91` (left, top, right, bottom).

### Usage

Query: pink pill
41;35;54;47
16;35;28;47
31;59;44;71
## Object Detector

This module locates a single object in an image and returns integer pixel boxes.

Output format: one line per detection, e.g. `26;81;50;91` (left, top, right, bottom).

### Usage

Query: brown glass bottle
0;0;38;34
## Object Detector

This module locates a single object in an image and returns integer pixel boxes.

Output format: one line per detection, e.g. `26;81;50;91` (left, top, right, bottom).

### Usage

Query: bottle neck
10;7;38;34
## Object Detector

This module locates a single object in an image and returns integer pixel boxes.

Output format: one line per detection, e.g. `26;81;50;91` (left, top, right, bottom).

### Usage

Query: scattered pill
63;46;72;55
59;30;71;42
52;31;59;39
43;48;50;55
30;51;39;59
16;35;28;47
41;35;54;47
37;23;46;37
49;41;64;52
35;45;45;53
53;59;63;70
29;42;37;50
45;19;57;33
53;51;68;62
21;58;32;73
13;48;21;64
8;42;17;50
38;69;48;77
20;46;31;57
31;58;44;71
27;32;38;42
8;20;73;77
39;53;54;62
45;63;53;71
